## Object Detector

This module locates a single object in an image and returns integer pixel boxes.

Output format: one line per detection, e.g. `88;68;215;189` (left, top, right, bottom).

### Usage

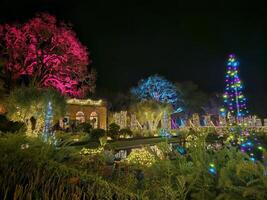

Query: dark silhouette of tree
202;93;222;116
176;81;207;115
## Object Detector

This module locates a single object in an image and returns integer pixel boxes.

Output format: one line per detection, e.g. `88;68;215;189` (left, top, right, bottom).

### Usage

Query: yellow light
210;163;215;168
124;148;156;167
258;146;263;150
67;98;103;106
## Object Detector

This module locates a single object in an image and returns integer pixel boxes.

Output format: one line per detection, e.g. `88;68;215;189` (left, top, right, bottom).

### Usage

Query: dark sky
1;0;267;116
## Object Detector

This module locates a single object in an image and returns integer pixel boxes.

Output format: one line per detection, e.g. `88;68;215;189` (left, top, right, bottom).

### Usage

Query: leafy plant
120;128;133;138
76;122;92;133
90;128;106;142
108;123;120;139
0;134;136;199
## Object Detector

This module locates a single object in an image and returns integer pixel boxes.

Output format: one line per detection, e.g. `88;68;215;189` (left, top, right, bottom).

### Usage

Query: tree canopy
0;13;96;97
131;75;182;112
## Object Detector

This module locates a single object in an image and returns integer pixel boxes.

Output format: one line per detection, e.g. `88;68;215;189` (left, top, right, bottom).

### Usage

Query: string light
176;146;187;155
208;163;217;175
67;98;103;106
43;101;54;142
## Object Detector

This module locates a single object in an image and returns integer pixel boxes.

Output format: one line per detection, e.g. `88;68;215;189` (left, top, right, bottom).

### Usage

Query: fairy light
67;98;103;106
208;163;217;175
124;148;156;167
43;101;53;142
238;130;265;162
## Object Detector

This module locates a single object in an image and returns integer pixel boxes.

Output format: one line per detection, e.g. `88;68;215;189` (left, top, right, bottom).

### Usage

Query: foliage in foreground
0;134;136;200
0;130;267;200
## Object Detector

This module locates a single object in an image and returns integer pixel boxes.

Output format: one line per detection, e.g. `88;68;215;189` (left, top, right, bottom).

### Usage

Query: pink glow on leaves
0;13;95;97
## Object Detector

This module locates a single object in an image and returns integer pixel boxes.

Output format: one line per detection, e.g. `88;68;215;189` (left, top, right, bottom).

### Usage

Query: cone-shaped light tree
220;54;248;118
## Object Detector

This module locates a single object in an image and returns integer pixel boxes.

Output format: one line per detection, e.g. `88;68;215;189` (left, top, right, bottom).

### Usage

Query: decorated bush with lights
225;126;265;162
124;148;156;168
220;54;249;118
239;132;265;162
80;147;106;169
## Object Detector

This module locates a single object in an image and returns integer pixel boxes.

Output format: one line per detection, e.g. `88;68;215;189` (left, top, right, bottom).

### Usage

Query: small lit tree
131;100;172;131
43;101;53;142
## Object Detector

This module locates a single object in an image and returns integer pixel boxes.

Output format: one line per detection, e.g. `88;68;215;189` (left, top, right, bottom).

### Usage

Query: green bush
108;123;120;139
90;128;106;141
120;128;133;138
0;115;25;133
99;136;108;146
76;122;92;133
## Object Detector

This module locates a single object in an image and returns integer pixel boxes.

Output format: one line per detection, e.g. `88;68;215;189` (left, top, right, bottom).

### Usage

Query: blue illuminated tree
43;101;53;142
131;75;182;112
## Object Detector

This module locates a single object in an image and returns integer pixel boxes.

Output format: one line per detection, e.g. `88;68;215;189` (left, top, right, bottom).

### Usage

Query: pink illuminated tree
0;13;95;97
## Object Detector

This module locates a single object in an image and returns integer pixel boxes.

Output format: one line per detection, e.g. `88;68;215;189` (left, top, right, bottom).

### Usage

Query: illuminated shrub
124;148;156;167
80;147;104;156
80;147;105;168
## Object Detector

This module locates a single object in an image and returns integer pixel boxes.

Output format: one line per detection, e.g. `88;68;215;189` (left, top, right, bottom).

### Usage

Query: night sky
1;0;267;116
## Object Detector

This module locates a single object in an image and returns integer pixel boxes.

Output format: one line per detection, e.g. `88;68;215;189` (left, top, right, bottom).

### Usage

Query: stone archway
76;111;85;124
